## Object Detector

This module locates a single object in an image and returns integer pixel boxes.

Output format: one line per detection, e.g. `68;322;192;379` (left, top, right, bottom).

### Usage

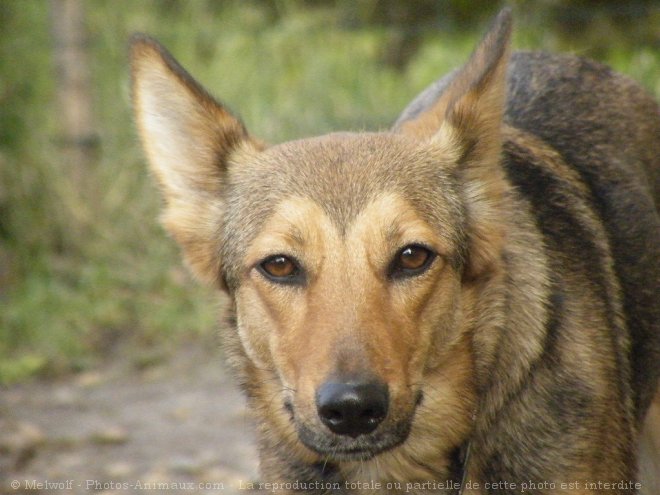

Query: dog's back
505;51;660;208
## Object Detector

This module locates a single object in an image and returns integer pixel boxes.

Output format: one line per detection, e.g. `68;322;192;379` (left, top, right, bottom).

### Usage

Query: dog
130;8;660;494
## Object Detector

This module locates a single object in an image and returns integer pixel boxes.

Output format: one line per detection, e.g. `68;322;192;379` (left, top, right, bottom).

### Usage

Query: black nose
316;381;389;437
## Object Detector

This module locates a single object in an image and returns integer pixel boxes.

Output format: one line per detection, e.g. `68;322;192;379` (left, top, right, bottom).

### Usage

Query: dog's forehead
231;132;457;229
267;132;408;220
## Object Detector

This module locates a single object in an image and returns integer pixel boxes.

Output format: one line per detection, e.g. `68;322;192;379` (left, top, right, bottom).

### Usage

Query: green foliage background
1;0;659;382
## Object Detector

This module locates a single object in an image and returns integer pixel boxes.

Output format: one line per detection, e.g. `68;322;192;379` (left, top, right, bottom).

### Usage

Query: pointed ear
397;9;513;278
396;8;512;158
130;35;258;286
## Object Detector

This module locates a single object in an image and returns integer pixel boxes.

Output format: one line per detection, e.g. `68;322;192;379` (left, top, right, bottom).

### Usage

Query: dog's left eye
390;244;436;279
258;255;303;284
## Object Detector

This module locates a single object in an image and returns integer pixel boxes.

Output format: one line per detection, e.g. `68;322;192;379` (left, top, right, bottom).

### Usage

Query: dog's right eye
258;255;303;284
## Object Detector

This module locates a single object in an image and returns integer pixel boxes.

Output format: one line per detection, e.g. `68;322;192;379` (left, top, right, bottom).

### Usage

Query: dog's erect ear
396;9;513;278
396;8;511;156
130;35;258;286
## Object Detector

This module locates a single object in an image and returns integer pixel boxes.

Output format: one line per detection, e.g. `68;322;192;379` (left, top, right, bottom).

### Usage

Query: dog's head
130;10;511;465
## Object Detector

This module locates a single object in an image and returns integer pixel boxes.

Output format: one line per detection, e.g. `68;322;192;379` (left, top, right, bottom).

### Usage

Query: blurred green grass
1;1;659;383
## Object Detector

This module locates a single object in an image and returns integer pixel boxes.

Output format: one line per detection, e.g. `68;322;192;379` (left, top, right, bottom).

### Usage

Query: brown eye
399;246;430;269
390;244;436;279
258;255;303;284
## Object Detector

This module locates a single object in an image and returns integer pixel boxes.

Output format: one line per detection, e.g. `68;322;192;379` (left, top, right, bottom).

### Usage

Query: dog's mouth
296;420;412;461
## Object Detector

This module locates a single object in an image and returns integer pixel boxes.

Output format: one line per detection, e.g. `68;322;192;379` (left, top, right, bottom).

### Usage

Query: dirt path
0;343;259;494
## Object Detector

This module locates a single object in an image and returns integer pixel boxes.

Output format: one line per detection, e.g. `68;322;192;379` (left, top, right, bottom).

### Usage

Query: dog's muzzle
290;378;414;461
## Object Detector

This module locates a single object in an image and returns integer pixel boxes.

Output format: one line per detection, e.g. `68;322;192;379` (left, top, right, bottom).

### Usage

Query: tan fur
130;8;660;493
239;192;472;446
229;192;476;489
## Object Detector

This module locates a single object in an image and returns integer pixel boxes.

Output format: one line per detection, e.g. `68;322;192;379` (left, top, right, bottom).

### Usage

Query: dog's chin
296;421;411;462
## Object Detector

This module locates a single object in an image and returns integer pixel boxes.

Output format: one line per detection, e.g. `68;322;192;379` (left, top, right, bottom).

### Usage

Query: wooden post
50;0;98;184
